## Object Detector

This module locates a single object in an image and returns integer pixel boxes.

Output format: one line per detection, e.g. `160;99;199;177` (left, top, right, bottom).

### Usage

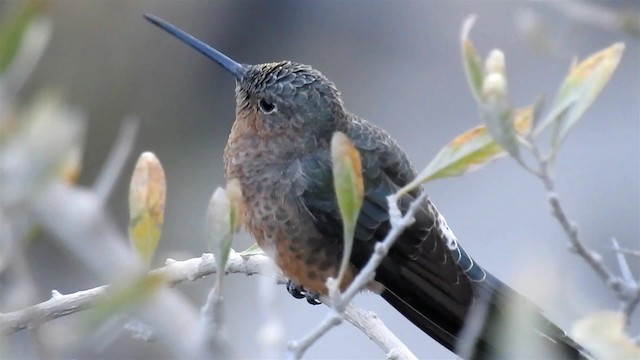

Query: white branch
0;252;268;335
343;303;418;360
1;251;412;359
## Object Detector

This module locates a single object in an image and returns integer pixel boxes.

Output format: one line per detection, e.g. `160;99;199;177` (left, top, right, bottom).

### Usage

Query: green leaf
533;43;625;150
206;186;236;273
330;132;364;289
0;0;47;73
479;49;520;160
239;243;263;257
481;101;519;160
129;152;166;266
398;107;533;195
460;15;483;103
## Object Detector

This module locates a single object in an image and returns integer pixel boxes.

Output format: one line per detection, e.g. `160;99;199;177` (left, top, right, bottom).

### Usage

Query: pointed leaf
534;43;624;149
480;49;519;160
129;152;166;265
330;132;364;287
399;107;533;195
206;183;240;272
460;15;483;102
481;101;519;160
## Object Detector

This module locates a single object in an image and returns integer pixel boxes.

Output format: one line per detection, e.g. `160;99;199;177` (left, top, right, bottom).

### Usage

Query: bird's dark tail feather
380;278;590;360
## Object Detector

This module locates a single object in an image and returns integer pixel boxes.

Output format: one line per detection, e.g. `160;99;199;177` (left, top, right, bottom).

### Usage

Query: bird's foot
286;280;322;305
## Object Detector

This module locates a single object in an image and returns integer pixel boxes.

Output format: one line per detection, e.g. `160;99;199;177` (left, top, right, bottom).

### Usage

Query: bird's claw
286;280;306;299
286;280;322;305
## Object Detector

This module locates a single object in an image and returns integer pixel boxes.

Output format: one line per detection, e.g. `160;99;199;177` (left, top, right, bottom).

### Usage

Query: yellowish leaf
331;132;364;288
460;15;483;102
129;152;166;265
534;43;625;148
398;107;532;195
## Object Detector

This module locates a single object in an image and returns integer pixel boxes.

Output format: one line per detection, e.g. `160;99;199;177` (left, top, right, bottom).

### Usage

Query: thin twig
93;117;140;205
614;247;640;258
528;141;640;322
287;192;428;359
199;272;231;357
530;142;617;282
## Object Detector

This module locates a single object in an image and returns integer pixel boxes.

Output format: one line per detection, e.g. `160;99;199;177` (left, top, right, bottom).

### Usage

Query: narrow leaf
330;132;364;288
206;184;239;273
534;43;625;149
239;243;263;257
460;15;483;102
481;101;519;160
480;49;520;160
398;107;532;195
129;152;166;265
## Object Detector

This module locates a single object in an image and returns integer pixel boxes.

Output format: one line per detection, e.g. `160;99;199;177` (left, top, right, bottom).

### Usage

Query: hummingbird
144;14;589;359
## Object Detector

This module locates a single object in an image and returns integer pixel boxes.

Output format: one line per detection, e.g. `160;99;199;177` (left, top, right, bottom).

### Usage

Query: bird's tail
379;273;590;359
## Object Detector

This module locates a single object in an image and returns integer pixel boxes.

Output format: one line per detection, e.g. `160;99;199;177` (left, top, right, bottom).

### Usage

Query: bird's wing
300;115;487;350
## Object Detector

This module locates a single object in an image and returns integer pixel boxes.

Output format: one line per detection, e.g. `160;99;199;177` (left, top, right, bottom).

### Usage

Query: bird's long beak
144;14;247;81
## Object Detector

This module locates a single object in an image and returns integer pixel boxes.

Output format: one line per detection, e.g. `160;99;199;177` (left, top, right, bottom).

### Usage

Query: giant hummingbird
144;14;589;359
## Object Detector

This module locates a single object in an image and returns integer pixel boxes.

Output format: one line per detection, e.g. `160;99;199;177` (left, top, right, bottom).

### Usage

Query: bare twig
199;274;232;357
614;247;640;258
0;286;108;334
527;142;640;323
612;239;636;285
93;117;140;205
287;192;427;359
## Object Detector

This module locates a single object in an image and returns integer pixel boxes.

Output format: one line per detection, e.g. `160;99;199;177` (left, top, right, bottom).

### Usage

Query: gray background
14;0;639;359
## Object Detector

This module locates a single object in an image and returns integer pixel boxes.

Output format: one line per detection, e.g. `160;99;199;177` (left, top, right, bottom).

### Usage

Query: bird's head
145;14;346;142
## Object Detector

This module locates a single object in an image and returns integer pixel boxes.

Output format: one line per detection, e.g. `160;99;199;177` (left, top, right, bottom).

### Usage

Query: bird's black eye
258;99;276;114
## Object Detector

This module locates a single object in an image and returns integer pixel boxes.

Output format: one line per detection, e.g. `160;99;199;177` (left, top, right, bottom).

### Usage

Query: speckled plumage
145;15;590;360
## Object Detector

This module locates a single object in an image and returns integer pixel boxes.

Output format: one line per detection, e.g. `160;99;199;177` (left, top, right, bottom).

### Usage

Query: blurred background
1;0;639;359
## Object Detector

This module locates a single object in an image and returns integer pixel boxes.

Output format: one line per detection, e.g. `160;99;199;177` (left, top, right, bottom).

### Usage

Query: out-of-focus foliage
0;0;47;74
572;311;640;359
129;152;166;265
206;180;242;273
85;273;167;329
